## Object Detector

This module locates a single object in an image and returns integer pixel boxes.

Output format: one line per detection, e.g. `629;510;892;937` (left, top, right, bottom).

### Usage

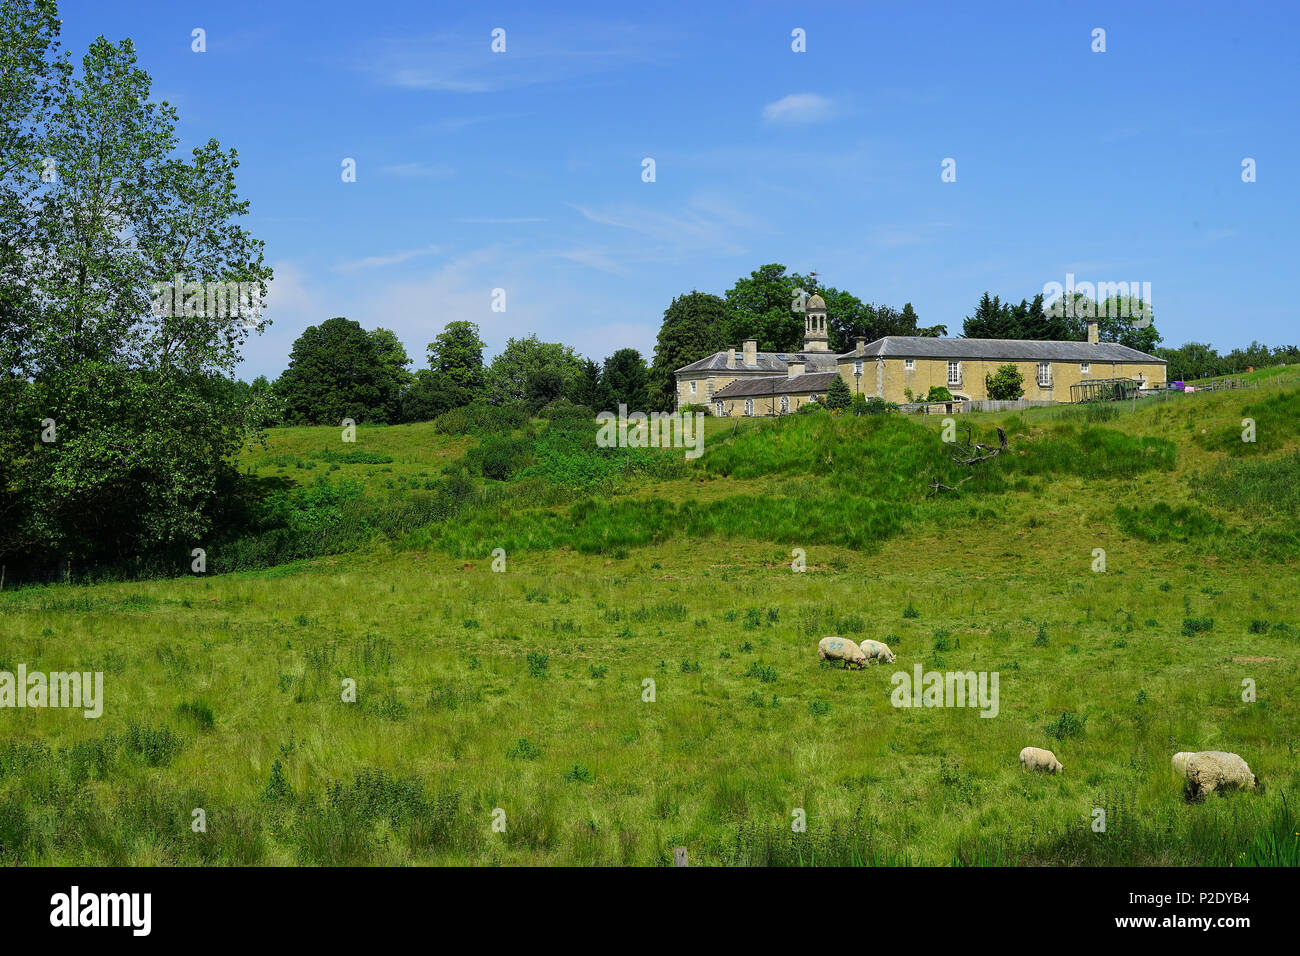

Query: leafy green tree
1;15;272;567
962;292;1017;338
484;334;583;406
723;264;810;352
400;369;473;422
647;291;727;410
368;327;411;421
569;358;604;409
524;367;567;411
824;375;852;411
277;318;394;424
427;320;486;389
601;348;648;410
984;363;1025;400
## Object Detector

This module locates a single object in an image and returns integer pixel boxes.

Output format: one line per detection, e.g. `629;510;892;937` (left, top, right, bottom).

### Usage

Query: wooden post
673;846;689;867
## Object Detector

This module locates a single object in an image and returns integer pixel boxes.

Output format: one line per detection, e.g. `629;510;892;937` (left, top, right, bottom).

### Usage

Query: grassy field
2;383;1298;865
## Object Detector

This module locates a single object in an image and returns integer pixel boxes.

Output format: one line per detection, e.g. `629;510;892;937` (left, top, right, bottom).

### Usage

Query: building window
1038;362;1051;386
905;359;915;371
744;398;754;416
947;361;960;385
854;360;862;375
689;381;696;395
780;395;790;414
1080;363;1090;374
715;401;724;417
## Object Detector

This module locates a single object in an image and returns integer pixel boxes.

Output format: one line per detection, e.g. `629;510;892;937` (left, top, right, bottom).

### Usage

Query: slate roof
847;336;1164;364
675;350;838;374
711;372;841;399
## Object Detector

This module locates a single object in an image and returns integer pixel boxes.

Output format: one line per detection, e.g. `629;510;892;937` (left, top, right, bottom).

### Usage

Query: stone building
675;295;1166;414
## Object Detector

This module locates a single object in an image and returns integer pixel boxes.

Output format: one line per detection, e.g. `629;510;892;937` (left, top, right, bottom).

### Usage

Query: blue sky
61;0;1300;378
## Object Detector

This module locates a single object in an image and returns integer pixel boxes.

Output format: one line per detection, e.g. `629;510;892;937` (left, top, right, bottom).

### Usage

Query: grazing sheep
859;639;896;665
818;636;867;669
1177;751;1260;800
1171;752;1193;777
1019;746;1064;774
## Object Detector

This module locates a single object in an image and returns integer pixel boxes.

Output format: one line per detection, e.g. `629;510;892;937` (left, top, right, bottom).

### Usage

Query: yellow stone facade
834;355;1167;403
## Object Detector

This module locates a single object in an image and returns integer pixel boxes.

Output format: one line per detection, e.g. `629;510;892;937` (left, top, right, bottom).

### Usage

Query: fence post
673;846;689;867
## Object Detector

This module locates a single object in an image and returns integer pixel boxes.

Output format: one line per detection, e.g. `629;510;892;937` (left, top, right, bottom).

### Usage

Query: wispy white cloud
762;93;838;125
361;25;674;94
459;217;548;224
377;162;455;180
334;244;443;273
568;192;764;260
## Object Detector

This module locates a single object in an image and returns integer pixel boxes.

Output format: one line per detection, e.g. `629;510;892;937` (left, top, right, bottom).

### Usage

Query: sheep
1176;751;1260;801
818;636;867;669
1171;752;1193;777
858;639;896;665
1019;746;1063;774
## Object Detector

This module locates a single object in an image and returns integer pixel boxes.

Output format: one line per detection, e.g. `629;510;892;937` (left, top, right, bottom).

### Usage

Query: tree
427;320;486;389
647;291;727;410
524;367;567;410
277;318;394;424
399;369;473;422
483;334;583;406
722;263;807;353
368;327;411;422
569;358;604;409
601;348;648;410
985;363;1025;400
2;13;273;568
824;375;852;411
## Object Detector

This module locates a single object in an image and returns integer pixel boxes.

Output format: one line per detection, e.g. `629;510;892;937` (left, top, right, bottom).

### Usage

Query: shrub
263;759;293;801
1116;503;1222;542
507;737;542;760
860;396;898;415
526;651;549;677
433;403;529;436
563;763;594;783
824;376;852;411
744;661;778;683
925;386;954;403
468;435;533;480
1045;711;1087;740
984;364;1024;400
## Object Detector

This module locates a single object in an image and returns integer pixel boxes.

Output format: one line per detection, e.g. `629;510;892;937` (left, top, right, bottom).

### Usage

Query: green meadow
2;384;1297;865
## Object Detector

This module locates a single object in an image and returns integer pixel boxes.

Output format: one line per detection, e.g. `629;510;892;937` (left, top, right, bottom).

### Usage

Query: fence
963;399;1056;413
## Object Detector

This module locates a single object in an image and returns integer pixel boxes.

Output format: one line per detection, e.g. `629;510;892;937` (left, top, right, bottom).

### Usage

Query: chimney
743;338;757;365
787;361;805;379
855;336;866;357
726;346;736;369
1087;320;1099;344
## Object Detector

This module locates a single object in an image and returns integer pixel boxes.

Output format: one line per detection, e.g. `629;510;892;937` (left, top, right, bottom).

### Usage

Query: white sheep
1176;751;1259;800
858;639;896;665
818;636;867;669
1019;746;1063;774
